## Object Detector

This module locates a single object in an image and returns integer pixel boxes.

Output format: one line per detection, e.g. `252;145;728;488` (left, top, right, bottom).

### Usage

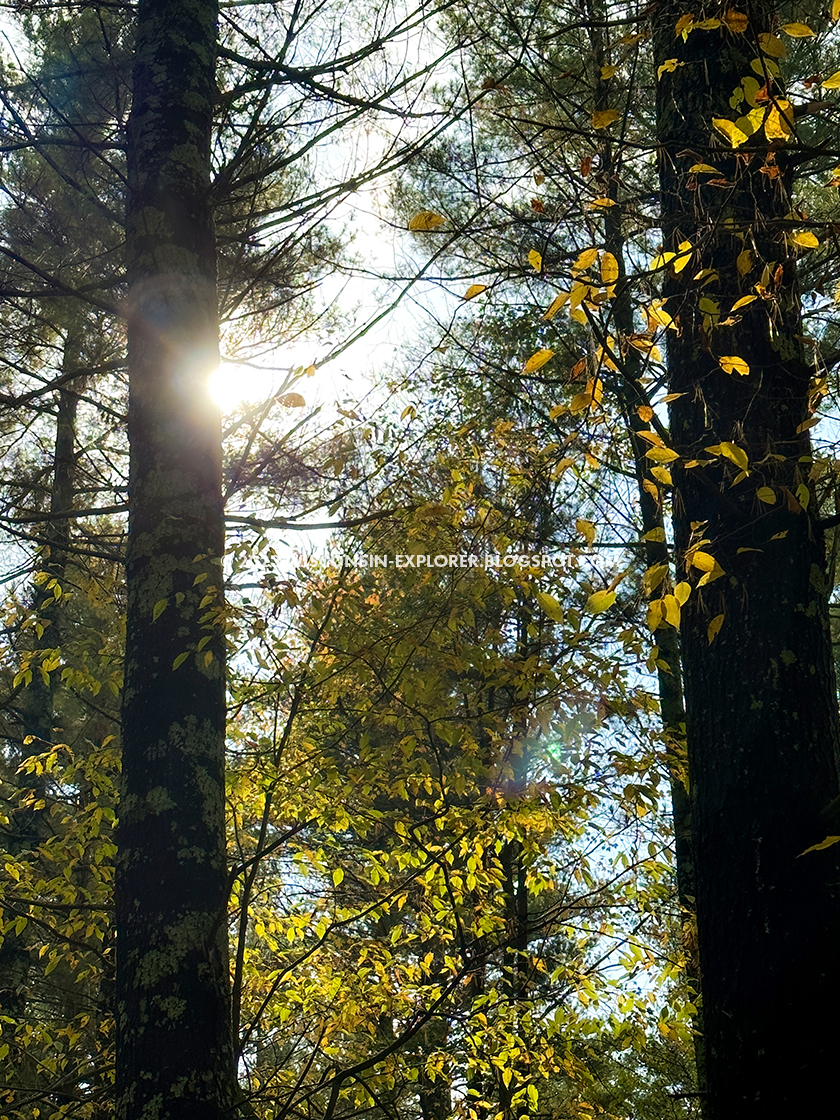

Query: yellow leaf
650;466;673;485
691;551;718;572
719;355;750;376
542;291;569;320
601;65;617;79
528;249;543;271
797;417;820;433
576;518;596;545
707;614;725;644
674;581;691;606
596;253;618;288
757;32;786;57
689;163;721;174
764;103;792;141
173;652;189;670
572;247;599;274
791;230;819;249
712;117;749;148
675;13;694;37
650;250;676;271
722;10;748;32
645;446;679;463
333;868;345;886
673;240;693;273
592;109;621;129
463;284;488;300
781;22;814;36
798;835;840;857
657;59;682;79
731;294;757;311
663;392;684;403
586;589;617;614
536;591;564;621
642;526;666;542
408;210;446;231
662;594;681;628
638;429;665;447
695;18;720;29
523;348;555;374
278;392;306;407
590;196;618;208
821;71;840;89
719;440;749;471
637;405;654;422
736;249;753;276
757;486;776;504
834;0;840;21
153;598;168;622
796;483;811;509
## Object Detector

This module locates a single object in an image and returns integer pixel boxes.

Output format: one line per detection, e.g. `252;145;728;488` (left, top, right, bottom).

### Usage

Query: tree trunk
652;4;840;1115
116;2;236;1117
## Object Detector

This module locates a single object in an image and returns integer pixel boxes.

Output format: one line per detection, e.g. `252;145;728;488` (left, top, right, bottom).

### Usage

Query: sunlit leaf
576;518;596;545
689;163;721;174
528;249;543;271
572;247;599;274
542;291;569;320
536;591;564;621
278;392;306;407
781;22;814;36
642;526;666;542
791;230;819;249
822;71;840;89
408;210;446;231
650;466;673;485
645;446;679;463
731;294;757;311
657;58;682;79
586;589;617;614
712;117;749;147
719;355;750;376
463;284;488;300
523;348;555;373
674;581;691;606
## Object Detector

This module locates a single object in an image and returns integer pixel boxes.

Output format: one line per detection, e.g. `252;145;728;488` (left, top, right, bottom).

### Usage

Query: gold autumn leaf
637;405;654;422
523;348;555;373
674;581;691;606
463;284;488;300
657;58;683;79
408;210;446;231
638;429;665;446
576;518;596;545
757;486;776;504
791;230;819;249
736;249;753;276
781;22;814;36
719;440;749;471
662;594;681;628
719;355;750;376
834;0;840;20
645;446;679;463
536;591;564;622
586;588;617;614
542;292;569;320
278;392;306;407
689;163;721;173
731;294;757;311
707;613;725;644
600;251;619;284
764;102;792;140
572;247;599;274
592;109;621;129
528;249;543;271
642;526;666;542
712;117;749;147
650;466;673;485
722;9;748;32
797;417;820;433
691;551;718;572
757;32;786;57
798;835;840;857
601;64;617;79
822;71;840;89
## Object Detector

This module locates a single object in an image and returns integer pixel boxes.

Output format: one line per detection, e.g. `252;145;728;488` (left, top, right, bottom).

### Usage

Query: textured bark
116;1;236;1117
652;4;840;1116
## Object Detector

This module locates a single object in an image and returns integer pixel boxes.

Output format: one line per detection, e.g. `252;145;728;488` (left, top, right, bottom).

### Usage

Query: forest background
2;1;840;1119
